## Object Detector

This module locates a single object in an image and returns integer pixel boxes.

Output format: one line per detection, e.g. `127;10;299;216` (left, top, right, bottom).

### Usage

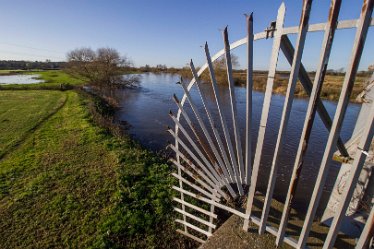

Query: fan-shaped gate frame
170;1;374;248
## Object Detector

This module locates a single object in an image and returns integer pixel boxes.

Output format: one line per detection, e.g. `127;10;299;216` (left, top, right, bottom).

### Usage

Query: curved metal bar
172;6;373;215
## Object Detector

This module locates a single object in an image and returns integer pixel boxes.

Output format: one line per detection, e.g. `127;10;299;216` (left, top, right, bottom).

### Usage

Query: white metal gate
168;0;374;248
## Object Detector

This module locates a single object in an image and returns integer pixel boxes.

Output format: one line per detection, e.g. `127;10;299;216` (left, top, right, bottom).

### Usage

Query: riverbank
0;70;85;90
0;90;191;248
156;68;370;102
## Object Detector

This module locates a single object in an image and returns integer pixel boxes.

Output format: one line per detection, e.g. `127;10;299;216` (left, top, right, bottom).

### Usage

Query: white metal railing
169;0;374;248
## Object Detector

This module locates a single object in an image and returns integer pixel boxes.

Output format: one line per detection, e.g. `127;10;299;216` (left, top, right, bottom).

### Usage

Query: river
111;73;361;208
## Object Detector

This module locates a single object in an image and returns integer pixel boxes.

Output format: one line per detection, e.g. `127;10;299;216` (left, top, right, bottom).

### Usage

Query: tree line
0;60;65;70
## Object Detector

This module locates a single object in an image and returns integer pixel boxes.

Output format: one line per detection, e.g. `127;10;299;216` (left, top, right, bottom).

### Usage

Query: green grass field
0;70;85;90
0;90;179;248
0;91;67;158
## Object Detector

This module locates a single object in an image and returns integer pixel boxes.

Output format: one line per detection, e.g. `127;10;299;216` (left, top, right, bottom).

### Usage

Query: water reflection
0;74;44;84
112;73;361;208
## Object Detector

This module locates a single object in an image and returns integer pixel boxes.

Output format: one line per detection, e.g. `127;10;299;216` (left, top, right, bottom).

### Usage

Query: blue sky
0;0;372;70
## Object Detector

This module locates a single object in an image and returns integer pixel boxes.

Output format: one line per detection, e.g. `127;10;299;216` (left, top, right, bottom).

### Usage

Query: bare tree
65;47;135;87
213;54;240;71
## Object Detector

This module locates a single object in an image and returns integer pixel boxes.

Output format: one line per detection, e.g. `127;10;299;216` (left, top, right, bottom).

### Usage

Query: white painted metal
262;0;313;239
169;151;218;190
243;2;286;231
251;216;299;248
322;98;374;248
291;0;344;246
204;42;244;195
176;229;206;244
168;116;237;198
245;13;254;185
223;27;246;183
173;197;218;218
172;173;218;200
296;0;374;248
170;1;374;247
177;80;238;196
173;186;248;218
169;130;225;187
356;205;374;249
174;207;217;229
175;219;212;237
169;158;223;199
279;34;348;157
190;61;236;184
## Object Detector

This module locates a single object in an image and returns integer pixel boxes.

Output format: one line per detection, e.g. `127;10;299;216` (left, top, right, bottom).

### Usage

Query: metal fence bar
173;197;218;218
178;18;374;103
172;94;216;168
245;13;254;185
356;205;374;249
168;130;225;187
168;114;237;198
223;27;246;183
175;219;212;237
251;216;298;248
323;98;374;248
176;229;206;244
204;42;244;195
172;173;218;200
261;0;312;237
169;152;218;190
169;158;224;199
243;2;286;231
190;60;236;184
168;144;227;199
173;186;247;218
177;80;238;197
280;35;348;157
208;189;218;234
295;1;373;248
174;207;217;229
290;0;343;246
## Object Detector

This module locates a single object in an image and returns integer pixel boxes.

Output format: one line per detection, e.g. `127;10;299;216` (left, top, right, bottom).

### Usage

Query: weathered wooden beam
243;2;286;232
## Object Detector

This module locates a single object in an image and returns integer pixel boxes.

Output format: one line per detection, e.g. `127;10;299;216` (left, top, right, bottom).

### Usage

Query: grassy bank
0;70;85;90
176;68;370;102
0;90;187;248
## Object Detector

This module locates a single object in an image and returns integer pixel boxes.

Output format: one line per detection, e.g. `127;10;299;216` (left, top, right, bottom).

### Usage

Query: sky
0;0;372;71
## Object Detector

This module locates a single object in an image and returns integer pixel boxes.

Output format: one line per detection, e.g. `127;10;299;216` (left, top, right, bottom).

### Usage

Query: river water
0;74;43;84
111;73;360;208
